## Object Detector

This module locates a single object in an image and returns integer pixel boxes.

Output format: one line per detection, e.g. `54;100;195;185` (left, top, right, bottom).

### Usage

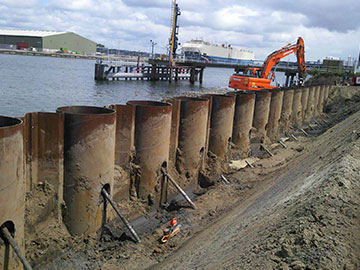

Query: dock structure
95;57;353;86
94;60;205;84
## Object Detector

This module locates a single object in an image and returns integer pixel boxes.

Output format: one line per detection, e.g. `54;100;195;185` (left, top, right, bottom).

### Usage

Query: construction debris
229;157;260;170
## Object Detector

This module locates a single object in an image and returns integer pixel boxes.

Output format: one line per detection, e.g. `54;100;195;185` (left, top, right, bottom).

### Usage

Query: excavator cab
245;67;261;77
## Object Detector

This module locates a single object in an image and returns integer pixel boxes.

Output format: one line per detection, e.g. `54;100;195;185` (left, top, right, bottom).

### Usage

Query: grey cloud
245;0;360;32
0;0;359;60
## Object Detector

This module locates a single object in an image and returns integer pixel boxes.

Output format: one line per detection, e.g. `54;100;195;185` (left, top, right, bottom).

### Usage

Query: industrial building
0;30;97;53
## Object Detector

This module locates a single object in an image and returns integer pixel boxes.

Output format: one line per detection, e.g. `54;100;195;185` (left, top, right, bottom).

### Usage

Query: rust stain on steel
304;86;316;124
24;112;39;192
167;99;181;163
253;90;271;143
37;113;64;193
279;89;294;135
200;94;212;167
231;91;256;158
177;97;209;186
0;116;25;270
318;85;326;114
291;88;303;128
207;94;236;158
57;106;116;236
24;113;64;197
313;86;321;117
127;101;172;204
300;87;309;123
109;104;135;169
267;89;284;142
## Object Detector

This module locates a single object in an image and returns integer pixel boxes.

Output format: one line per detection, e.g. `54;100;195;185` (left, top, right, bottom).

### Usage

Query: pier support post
190;68;196;84
175;68;178;81
169;67;173;83
199;68;204;84
151;64;157;81
95;63;106;80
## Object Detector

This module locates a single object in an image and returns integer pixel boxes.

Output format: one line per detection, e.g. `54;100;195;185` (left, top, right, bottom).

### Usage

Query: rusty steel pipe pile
109;104;135;169
253;90;272;144
300;87;309;124
304;86;316;124
174;97;209;187
267;89;284;142
0;84;335;266
207;94;236;158
313;86;321;117
0;116;25;270
231;91;256;158
318;85;326;115
168;99;181;164
127;100;172;204
57;106;116;236
291;88;303;128
279;89;294;135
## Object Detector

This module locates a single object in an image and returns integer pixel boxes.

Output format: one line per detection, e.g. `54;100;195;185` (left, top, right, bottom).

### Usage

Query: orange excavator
229;37;306;91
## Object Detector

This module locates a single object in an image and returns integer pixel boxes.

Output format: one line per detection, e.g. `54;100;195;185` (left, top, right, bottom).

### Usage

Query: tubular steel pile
0;85;335;268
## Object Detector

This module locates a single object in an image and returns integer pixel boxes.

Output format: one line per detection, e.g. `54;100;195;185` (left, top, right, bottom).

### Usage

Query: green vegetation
305;70;351;86
306;70;355;77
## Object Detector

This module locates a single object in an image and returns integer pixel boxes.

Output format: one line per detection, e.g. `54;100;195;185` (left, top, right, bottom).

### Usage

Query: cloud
0;0;359;60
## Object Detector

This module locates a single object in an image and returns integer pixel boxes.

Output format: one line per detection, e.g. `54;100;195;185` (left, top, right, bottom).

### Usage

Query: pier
94;60;205;84
95;58;354;87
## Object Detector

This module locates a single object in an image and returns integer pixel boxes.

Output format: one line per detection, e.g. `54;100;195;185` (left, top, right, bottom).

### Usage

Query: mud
20;86;360;270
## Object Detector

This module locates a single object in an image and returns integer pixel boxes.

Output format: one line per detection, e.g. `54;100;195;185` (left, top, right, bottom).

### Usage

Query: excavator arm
260;37;306;79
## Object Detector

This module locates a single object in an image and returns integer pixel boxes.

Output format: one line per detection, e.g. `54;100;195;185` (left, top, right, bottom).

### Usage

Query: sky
0;0;359;61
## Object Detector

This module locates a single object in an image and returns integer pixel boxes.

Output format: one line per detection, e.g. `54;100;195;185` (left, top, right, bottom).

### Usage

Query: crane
229;37;306;91
168;0;181;66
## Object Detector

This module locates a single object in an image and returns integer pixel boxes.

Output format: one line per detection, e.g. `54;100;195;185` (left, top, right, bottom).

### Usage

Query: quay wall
0;84;336;266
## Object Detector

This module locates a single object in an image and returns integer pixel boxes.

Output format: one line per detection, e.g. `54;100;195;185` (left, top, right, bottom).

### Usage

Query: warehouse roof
0;29;67;37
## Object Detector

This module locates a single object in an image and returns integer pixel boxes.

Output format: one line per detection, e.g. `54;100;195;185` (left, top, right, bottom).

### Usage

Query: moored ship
181;39;254;65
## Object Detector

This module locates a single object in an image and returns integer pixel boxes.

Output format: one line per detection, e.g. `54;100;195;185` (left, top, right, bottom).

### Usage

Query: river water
0;54;286;117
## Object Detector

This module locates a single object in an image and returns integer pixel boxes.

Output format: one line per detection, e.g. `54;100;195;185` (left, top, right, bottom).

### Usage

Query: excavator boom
229;37;306;91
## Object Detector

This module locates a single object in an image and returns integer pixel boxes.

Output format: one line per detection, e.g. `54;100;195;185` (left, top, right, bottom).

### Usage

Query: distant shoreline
0;49;147;62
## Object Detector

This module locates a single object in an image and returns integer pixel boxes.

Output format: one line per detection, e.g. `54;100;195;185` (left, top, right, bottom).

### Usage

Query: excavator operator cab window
245;69;253;76
255;69;261;78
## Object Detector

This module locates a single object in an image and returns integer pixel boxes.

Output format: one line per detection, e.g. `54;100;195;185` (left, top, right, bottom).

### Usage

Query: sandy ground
24;86;360;270
149;89;360;270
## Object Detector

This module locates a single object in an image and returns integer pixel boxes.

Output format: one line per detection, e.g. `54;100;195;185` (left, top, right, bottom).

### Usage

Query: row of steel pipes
0;85;332;269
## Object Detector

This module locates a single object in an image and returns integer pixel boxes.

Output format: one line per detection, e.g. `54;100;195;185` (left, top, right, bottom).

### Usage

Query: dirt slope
149;101;360;269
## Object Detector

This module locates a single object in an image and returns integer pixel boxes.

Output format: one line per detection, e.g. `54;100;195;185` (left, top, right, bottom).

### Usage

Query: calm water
0;54;286;117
